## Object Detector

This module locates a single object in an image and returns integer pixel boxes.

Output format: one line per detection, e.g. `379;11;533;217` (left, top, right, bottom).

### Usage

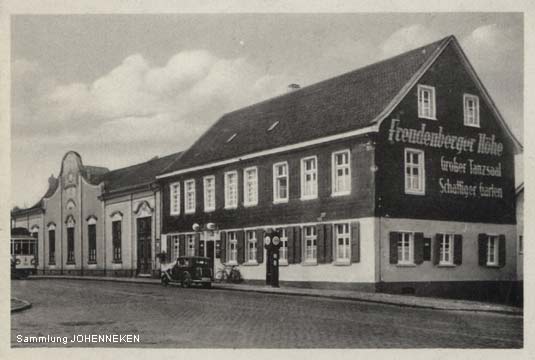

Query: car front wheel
182;273;192;288
161;276;169;287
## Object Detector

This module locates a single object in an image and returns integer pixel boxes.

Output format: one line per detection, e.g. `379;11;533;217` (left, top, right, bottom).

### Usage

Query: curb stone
28;275;522;316
11;298;32;313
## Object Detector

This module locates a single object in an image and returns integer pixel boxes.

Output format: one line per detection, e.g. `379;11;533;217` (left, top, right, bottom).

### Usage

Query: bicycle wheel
214;269;225;283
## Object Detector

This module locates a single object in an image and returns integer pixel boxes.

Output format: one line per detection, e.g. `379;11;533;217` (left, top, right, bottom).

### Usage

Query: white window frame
203;175;216;212
186;234;196;257
418;84;436;120
224;171;238;209
279;228;288;265
332;150;351;196
303;225;317;264
397;232;414;265
184;179;196;214
243;166;258;207
273;161;289;204
300;156;318;200
439;233;454;265
464;93;480;127
227;231;238;265
334;223;351;264
170;182;181;215
487;235;499;266
245;230;258;264
404;148;425;195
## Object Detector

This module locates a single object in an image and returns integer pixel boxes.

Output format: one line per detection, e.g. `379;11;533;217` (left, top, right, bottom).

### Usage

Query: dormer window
226;133;237;143
464;94;480;127
267;121;279;132
418;85;436;120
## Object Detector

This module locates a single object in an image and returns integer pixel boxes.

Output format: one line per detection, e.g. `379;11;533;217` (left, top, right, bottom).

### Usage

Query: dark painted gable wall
375;44;516;224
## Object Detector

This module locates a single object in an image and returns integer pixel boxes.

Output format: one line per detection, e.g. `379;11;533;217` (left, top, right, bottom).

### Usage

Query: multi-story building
11;35;522;302
11;151;181;277
156;36;521;302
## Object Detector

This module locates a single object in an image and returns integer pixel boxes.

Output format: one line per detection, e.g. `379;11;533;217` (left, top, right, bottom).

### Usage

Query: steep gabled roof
159;35;522;179
160;36;451;176
99;152;182;194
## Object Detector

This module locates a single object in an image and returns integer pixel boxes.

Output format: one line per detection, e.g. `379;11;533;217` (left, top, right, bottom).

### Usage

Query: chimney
48;174;56;188
287;83;300;93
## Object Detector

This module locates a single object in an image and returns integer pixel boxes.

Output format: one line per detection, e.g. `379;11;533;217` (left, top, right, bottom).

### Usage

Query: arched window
110;212;122;263
87;216;97;263
47;223;56;264
65;216;75;264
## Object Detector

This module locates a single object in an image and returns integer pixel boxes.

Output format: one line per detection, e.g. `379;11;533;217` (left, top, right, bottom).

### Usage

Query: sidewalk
30;275;522;316
11;298;32;313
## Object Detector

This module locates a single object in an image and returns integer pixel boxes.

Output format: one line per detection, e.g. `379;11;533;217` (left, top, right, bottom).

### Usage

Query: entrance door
136;217;152;275
206;241;215;273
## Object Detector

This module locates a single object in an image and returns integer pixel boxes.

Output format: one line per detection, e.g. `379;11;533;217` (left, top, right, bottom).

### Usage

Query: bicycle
214;264;243;283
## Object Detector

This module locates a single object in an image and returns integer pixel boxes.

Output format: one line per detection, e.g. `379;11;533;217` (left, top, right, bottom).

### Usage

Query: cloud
380;24;443;59
461;24;521;73
13;50;290;145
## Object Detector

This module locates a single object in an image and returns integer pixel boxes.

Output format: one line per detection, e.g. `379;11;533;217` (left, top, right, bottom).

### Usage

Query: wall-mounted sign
387;118;506;199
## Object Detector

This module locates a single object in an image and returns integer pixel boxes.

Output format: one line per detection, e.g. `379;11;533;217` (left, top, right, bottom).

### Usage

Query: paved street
11;279;522;348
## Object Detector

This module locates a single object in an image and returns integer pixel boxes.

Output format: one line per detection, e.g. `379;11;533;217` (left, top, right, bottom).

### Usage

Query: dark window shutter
389;232;399;264
294;227;302;263
453;234;463;265
324;223;333;263
287;226;295;264
433;234;442;265
285;227;295;264
478;233;487;266
498;235;506;267
220;232;227;263
256;229;264;263
237;230;245;264
414;232;424;264
195;233;201;256
316;224;326;263
178;235;186;258
351;221;360;263
167;235;173;261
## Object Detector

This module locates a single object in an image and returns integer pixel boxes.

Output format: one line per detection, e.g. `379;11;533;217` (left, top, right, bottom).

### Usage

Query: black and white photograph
3;1;532;356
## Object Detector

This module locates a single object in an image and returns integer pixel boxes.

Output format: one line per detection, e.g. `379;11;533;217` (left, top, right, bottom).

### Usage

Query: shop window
335;223;351;263
464;94;480;127
227;231;238;264
301;156;318;200
332;150;351;196
405;148;425;195
418;84;436;120
112;220;122;263
203;176;216;212
243;167;258;207
170;182;181;215
303;226;317;264
273;162;289;203
184;179;196;214
245;230;257;263
225;171;238;209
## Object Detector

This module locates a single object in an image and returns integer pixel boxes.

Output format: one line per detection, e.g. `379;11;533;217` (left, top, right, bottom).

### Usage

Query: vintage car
160;256;213;288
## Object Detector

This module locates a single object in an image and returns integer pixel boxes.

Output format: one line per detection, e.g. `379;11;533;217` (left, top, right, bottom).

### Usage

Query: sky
11;13;523;208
